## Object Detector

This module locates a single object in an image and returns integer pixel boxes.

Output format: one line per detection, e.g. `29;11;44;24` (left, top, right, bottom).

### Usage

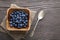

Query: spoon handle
30;20;39;37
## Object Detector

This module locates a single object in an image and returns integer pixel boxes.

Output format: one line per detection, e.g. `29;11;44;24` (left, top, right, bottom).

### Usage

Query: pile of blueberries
9;10;28;28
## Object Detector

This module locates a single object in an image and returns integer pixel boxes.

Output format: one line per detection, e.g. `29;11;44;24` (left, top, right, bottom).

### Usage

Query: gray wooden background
0;0;60;40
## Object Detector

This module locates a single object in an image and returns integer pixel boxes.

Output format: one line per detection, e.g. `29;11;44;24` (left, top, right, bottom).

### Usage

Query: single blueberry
22;14;25;17
10;18;13;21
17;17;20;20
18;24;22;28
25;23;28;25
10;23;13;27
14;24;17;27
25;17;28;19
19;19;22;22
19;17;21;19
16;11;20;14
11;12;14;15
14;11;17;15
14;15;17;18
15;20;19;23
22;23;24;26
19;11;22;13
19;11;23;13
19;12;21;15
24;21;26;23
25;20;28;22
13;23;15;26
22;20;24;22
10;14;13;17
10;21;13;24
20;24;23;27
25;13;28;16
24;25;26;27
12;17;15;20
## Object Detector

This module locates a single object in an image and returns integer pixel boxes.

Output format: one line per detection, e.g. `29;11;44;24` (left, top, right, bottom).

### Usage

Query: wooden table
0;0;60;40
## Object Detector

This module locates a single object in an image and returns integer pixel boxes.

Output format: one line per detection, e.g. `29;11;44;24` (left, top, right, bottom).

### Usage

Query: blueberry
20;24;23;27
17;17;20;19
12;17;15;20
23;21;26;24
20;17;21;19
20;19;22;22
14;11;17;15
10;21;13;24
22;14;25;17
25;20;28;22
24;25;26;27
14;24;17;27
18;24;23;28
22;20;24;22
11;12;14;15
19;11;22;13
19;11;23;13
10;23;13;27
10;18;13;21
15;20;19;23
25;17;28;19
14;15;17;18
25;13;28;16
19;12;21;15
16;11;20;14
25;23;27;25
10;14;13;17
22;24;24;26
13;23;15;26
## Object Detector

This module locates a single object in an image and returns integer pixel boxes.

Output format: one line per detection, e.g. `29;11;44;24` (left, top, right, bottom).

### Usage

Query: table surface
0;0;60;40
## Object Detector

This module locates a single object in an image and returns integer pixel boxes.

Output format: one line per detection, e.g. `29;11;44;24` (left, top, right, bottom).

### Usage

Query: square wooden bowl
6;8;31;31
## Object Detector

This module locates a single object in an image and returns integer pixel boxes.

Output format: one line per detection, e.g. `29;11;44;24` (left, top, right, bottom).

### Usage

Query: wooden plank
0;0;60;40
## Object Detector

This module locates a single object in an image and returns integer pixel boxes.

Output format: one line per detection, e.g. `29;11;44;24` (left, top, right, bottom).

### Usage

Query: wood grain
0;0;60;40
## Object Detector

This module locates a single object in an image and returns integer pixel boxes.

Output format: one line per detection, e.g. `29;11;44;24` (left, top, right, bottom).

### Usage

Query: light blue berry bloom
14;15;17;18
22;14;25;16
